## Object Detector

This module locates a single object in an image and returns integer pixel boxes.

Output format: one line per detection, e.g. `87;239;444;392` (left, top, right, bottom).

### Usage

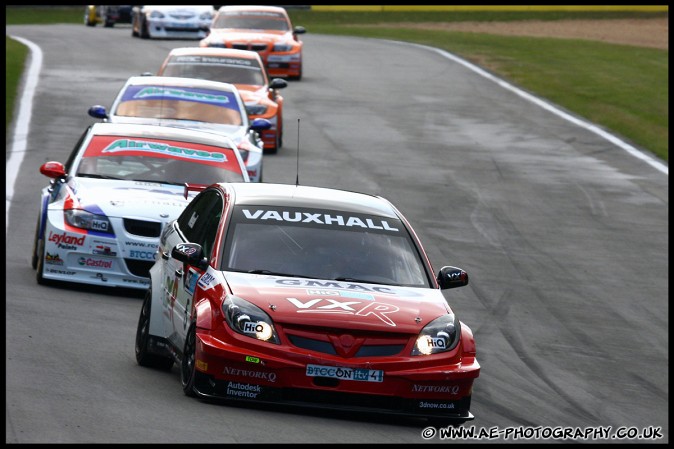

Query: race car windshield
222;206;431;288
114;85;244;126
214;13;289;31
162;62;265;86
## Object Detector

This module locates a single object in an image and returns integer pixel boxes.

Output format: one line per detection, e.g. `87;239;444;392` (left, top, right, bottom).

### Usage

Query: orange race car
199;5;306;81
158;47;287;154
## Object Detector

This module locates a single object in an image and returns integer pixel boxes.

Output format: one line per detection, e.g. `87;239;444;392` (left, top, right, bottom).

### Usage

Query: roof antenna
295;118;300;186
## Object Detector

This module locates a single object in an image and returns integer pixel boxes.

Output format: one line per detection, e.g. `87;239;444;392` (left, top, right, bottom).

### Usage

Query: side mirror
171;242;208;270
250;117;272;132
293;26;306;35
269;78;288;90
437;266;469;290
39;161;67;179
88;105;109;119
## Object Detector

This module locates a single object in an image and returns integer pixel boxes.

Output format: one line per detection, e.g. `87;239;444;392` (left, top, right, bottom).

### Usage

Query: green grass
6;36;29;130
5;7;669;161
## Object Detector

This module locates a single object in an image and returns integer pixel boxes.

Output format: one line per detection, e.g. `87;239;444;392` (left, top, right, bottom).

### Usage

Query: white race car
131;5;214;40
31;122;249;290
88;76;270;182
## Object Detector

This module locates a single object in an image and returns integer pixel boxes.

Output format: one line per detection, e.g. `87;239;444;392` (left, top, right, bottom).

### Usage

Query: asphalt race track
5;24;668;444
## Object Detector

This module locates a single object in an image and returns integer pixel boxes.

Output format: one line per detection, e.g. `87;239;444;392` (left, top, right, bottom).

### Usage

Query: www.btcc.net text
420;425;664;441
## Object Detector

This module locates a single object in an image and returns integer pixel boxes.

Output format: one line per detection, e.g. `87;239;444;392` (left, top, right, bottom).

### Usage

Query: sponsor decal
277;279;394;294
226;382;262;399
124;241;158;249
122;278;150;285
92;245;117;256
94;273;108;282
45;269;76;276
45;252;64;265
307;289;339;296
286;297;399;326
185;268;199;295
48;231;85;247
198;272;216;289
174;55;254;67
241;208;399;232
131;86;232;106
78;257;113;269
129;250;156;260
412;385;460;394
103;139;228;163
188;212;198;228
176;243;197;255
418;401;455;409
306;364;384;383
245;356;261;364
223;366;277;383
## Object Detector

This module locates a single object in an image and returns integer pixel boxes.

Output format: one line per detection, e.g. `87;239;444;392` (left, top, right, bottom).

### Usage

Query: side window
176;190;223;251
64;127;91;174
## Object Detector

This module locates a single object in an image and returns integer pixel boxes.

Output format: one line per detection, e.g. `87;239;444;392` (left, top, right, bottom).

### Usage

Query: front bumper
191;330;479;421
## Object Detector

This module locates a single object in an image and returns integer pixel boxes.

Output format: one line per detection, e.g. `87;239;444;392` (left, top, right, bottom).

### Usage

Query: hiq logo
243;322;264;334
425;337;446;349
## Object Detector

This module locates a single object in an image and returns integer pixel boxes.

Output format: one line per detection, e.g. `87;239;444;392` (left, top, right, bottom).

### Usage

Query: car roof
222;182;400;218
123;75;239;93
217;5;288;14
89;122;238;149
166;47;263;62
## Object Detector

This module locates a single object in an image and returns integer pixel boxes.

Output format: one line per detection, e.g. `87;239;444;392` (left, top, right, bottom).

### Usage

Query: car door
168;189;225;348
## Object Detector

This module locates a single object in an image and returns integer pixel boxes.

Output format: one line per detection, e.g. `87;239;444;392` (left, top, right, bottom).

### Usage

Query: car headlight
412;314;461;355
64;209;113;233
149;11;165;19
223;295;280;344
245;103;268;115
199;11;213;20
272;43;293;52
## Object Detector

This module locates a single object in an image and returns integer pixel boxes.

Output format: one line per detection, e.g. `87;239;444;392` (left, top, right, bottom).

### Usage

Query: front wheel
181;323;197;397
135;291;174;370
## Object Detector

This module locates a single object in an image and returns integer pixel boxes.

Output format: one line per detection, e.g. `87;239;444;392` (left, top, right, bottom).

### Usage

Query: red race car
135;182;479;424
157;47;287;154
200;5;306;81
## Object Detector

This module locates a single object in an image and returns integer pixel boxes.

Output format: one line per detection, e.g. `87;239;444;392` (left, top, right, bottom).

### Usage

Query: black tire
140;18;150;39
31;215;42;270
34;232;48;285
181;323;197;397
135;291;174;370
266;133;279;155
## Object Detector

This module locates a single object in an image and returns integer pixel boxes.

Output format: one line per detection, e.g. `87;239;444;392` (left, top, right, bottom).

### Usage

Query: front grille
231;43;268;52
124;259;155;278
288;335;336;355
123;218;162;237
285;329;408;358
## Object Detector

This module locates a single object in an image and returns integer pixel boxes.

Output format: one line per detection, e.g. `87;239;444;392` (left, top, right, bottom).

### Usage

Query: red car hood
224;272;451;333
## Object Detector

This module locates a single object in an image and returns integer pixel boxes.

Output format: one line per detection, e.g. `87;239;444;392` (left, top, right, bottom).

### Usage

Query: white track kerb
6;36;668;236
6;36;43;235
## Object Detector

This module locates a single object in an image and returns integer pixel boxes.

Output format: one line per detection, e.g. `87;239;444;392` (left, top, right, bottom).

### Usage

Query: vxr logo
285;297;399;326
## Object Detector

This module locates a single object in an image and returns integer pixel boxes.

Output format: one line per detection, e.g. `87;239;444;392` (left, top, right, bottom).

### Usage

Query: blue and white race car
89;75;270;182
31;122;249;290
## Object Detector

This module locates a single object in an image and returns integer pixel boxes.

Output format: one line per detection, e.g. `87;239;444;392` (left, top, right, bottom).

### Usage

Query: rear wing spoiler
183;183;209;199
